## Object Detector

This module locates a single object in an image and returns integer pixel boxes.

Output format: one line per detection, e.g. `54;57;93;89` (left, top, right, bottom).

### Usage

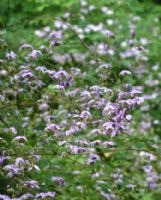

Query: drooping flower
0;194;11;200
101;193;112;200
6;51;16;60
13;193;34;200
51;176;64;186
36;192;56;199
119;70;131;76
19;43;33;51
15;157;25;166
21;180;39;189
28;50;42;60
80;110;92;119
69;145;87;154
4;164;20;177
0;156;10;166
13;136;28;143
102;103;118;116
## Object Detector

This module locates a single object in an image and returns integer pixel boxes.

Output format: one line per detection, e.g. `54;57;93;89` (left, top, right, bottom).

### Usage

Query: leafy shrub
0;0;161;199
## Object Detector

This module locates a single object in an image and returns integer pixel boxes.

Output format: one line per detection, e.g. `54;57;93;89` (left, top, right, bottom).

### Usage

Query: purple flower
149;183;157;189
48;31;62;39
35;30;46;38
135;96;144;105
18;69;35;79
91;172;101;178
86;153;100;165
58;141;67;146
45;124;61;132
76;121;87;130
102;103;118;116
90;129;101;135
91;140;102;145
80;91;91;101
19;43;33;51
103;141;115;147
102;122;114;134
80;110;92;119
128;39;134;47
50;40;61;47
39;103;49;111
35;66;47;73
13;136;28;143
0;194;11;200
107;30;115;38
6;51;16;60
36;192;55;199
65;89;79;97
53;69;70;79
51;177;64;186
101;193;112;200
126;114;132;121
70;145;87;154
59;78;73;87
126;184;136;189
131;30;136;38
15;157;25;166
142;165;152;173
118;91;128;100
21;180;39;189
13;193;34;200
4;164;20;177
119;70;131;76
28;50;42;60
40;45;52;54
0;156;10;166
66;126;79;136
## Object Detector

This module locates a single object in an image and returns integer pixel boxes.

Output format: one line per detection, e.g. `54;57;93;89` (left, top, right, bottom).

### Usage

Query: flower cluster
0;0;160;199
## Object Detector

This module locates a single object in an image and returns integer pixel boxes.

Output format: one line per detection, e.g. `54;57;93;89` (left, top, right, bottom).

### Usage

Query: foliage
0;0;161;199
